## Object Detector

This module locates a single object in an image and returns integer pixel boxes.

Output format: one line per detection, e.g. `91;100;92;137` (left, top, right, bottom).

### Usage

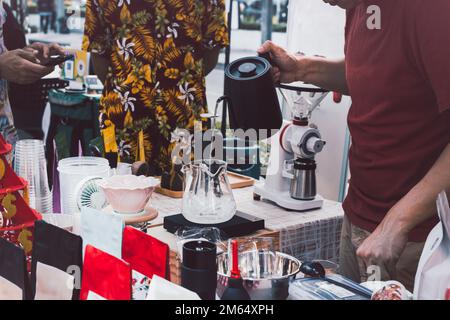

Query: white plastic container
57;157;110;214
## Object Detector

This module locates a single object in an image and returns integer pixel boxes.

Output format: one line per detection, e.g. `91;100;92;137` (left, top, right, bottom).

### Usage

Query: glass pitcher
182;159;237;224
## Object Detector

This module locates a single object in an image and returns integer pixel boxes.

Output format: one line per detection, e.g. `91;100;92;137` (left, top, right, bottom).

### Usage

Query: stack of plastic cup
14;140;53;214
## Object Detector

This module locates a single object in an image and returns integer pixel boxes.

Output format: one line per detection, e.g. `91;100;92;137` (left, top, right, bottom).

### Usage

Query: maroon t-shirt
343;0;450;242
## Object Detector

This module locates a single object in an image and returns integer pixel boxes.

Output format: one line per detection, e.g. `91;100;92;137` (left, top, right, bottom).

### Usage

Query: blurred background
8;0;289;108
5;0;350;202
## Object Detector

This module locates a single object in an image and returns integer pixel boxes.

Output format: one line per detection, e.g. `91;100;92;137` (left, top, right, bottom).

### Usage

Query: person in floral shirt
83;0;229;174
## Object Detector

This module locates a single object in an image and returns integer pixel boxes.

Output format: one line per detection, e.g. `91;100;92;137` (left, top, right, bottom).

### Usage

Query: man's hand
356;211;409;279
257;40;305;83
357;142;450;279
0;49;54;84
26;42;66;66
257;41;349;94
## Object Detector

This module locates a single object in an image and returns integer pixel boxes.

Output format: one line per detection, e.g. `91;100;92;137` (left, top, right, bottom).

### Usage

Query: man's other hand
356;213;409;280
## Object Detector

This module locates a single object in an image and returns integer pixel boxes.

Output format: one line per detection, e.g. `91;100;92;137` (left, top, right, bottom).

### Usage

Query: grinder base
254;182;323;211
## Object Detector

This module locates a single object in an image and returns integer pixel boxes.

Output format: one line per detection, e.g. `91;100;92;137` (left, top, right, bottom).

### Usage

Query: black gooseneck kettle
224;55;283;137
224;54;329;140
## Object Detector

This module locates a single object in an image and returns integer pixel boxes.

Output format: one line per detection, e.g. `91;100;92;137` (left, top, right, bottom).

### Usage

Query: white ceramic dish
97;175;160;214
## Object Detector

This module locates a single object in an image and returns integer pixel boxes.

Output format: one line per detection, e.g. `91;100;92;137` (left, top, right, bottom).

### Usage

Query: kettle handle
214;95;233;136
214;96;233;118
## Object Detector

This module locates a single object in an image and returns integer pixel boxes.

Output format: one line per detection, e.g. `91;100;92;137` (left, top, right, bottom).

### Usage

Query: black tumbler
181;240;217;300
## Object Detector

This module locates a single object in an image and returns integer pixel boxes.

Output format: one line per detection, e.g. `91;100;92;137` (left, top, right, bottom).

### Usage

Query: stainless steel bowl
217;251;301;300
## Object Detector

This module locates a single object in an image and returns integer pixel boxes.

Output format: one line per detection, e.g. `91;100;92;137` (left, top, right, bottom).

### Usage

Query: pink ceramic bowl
97;175;160;214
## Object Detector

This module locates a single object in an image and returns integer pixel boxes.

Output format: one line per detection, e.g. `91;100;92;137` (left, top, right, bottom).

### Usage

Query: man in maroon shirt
259;0;450;290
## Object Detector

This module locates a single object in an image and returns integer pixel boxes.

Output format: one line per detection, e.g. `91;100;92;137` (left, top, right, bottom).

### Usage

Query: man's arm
297;56;348;95
91;53;110;84
388;142;450;234
203;47;221;76
258;41;349;95
357;142;450;271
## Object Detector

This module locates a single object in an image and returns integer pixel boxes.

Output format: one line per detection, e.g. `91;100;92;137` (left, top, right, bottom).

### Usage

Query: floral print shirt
83;0;228;171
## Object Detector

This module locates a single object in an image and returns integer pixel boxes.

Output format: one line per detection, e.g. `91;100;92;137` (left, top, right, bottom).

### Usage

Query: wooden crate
169;229;280;285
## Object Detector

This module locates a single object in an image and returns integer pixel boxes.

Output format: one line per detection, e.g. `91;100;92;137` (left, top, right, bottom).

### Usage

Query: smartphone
44;54;75;67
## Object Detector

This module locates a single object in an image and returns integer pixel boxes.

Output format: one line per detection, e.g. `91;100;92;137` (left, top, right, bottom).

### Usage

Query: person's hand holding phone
25;42;66;66
0;49;54;84
43;54;75;67
0;42;67;84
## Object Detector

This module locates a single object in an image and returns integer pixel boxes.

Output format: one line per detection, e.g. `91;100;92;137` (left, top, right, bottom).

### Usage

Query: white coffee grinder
254;87;329;211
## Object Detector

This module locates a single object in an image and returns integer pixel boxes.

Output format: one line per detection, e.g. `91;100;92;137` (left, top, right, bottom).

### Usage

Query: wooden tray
228;172;256;189
155;172;255;199
155;187;184;199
